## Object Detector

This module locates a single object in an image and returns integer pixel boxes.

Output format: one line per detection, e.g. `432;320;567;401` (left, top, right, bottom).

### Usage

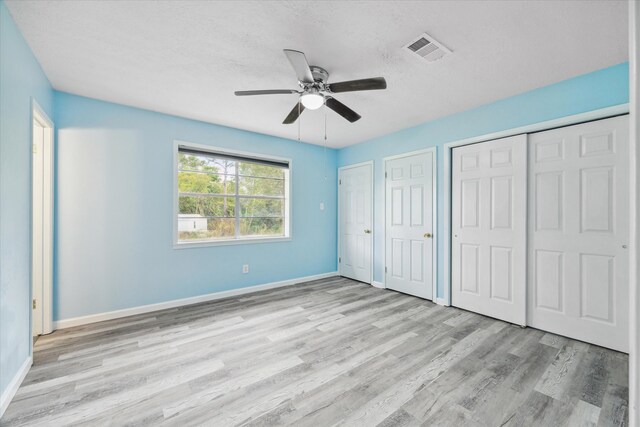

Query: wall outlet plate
242;264;249;274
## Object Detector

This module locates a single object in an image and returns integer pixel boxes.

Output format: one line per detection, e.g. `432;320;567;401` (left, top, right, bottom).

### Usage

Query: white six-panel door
451;135;527;325
385;150;435;300
339;163;372;283
528;115;629;352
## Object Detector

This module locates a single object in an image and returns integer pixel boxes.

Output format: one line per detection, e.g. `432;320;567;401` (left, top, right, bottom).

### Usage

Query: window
175;142;290;246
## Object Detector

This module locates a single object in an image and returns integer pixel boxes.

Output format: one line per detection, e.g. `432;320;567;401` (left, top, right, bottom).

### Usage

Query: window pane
240;217;284;237
178;153;237;175
178;171;236;194
239;198;284;218
238;161;285;179
179;218;235;241
179;195;235;217
238;176;284;197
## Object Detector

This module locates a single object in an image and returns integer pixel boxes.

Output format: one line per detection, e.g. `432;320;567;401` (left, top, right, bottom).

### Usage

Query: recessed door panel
535;172;563;231
580;132;614;157
535;139;564;163
461;180;480;228
385;151;435;300
528;115;629;352
411;164;424;178
491;148;512;168
339;164;372;284
410;185;424;226
452;134;527;325
580;254;614;323
580;167;613;233
392;187;403;225
534;250;564;313
460;244;479;294
391;238;404;278
461;153;480;171
490;176;512;230
410;240;424;282
356;190;365;224
490;246;512;302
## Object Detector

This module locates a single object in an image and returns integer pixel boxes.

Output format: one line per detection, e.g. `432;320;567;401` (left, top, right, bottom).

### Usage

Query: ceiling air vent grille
404;33;451;62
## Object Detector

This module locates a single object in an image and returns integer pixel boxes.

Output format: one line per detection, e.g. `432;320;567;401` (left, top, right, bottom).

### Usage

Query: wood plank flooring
2;276;629;426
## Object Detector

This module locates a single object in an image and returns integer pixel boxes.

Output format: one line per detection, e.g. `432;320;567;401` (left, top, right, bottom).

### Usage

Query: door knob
364;229;371;234
424;233;432;238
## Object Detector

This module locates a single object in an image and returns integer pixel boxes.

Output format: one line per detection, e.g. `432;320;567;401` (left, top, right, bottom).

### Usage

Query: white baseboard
436;297;450;306
53;272;338;330
372;281;385;289
0;356;32;419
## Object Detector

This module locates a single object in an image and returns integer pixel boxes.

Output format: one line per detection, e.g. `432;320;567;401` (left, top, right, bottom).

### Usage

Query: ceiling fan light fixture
235;49;386;124
300;92;324;110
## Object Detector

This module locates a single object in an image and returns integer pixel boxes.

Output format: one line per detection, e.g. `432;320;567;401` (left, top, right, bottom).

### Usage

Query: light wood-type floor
2;276;628;426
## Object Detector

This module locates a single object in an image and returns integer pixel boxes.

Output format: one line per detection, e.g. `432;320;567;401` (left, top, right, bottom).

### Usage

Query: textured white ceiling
6;0;628;148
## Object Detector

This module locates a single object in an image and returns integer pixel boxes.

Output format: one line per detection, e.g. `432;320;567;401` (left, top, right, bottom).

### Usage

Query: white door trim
442;104;629;307
338;161;374;284
383;147;437;300
31;99;54;341
628;0;639;422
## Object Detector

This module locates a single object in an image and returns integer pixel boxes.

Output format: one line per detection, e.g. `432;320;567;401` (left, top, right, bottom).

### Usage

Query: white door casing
339;163;373;284
32;120;44;336
32;104;54;336
385;150;435;300
528;115;629;352
451;134;527;325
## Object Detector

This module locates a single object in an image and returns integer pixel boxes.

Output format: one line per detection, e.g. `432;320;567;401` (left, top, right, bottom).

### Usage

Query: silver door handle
424;233;432;238
364;229;371;234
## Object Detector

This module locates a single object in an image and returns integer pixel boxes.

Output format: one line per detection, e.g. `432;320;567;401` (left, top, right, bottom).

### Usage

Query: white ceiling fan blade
283;49;314;84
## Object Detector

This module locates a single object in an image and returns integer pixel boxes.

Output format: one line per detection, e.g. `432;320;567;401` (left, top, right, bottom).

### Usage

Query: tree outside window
176;147;289;243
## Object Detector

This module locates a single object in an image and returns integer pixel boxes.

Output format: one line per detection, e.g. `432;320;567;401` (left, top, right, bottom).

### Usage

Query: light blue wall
53;92;338;321
0;0;53;400
338;62;630;299
0;0;631;405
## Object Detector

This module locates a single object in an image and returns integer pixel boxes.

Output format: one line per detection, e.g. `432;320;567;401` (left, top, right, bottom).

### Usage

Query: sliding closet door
528;115;629;352
451;135;527;325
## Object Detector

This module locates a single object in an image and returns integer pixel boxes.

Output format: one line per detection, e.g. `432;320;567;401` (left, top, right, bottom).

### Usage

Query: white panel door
385;151;435;300
528;115;629;352
451;135;527;325
339;163;372;283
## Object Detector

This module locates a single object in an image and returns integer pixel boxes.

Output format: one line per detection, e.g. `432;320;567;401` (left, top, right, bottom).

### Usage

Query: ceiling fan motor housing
309;66;329;83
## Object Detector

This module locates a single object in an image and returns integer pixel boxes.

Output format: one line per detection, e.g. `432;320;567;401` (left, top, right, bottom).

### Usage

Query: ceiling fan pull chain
323;101;328;180
297;101;301;141
324;100;327;142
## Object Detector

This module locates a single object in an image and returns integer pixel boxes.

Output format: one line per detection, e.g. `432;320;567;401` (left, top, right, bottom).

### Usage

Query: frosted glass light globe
300;93;324;110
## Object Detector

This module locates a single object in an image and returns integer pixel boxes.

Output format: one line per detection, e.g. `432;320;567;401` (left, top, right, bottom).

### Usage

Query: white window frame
173;140;292;248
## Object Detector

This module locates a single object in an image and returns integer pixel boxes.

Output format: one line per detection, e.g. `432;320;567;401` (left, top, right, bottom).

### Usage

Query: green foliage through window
177;150;288;242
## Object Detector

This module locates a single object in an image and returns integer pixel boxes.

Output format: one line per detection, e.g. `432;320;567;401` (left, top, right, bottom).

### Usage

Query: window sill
173;236;291;249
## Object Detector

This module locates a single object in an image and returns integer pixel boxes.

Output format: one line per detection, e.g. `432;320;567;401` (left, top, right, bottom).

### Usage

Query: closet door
451;134;527;325
385;150;435;300
339;163;373;284
528;115;629;352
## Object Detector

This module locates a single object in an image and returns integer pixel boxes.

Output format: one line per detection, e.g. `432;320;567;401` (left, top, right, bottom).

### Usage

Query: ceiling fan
234;49;387;124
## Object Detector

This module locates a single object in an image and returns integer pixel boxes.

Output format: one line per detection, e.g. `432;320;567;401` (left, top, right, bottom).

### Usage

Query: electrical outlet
320;202;325;211
242;264;249;274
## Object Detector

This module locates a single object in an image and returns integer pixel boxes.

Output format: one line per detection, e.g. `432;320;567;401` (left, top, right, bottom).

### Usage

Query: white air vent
403;32;451;62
